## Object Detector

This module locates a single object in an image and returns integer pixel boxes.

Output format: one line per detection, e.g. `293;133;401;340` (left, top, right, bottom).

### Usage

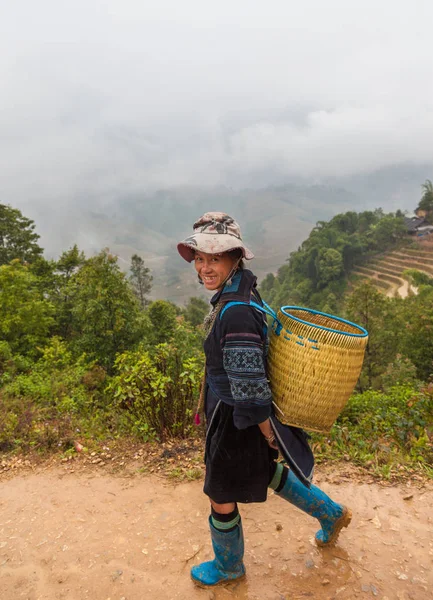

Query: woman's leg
269;463;351;547
190;499;246;587
210;500;236;513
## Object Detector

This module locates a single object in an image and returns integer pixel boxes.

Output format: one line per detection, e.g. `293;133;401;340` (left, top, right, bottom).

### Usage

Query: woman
177;212;351;588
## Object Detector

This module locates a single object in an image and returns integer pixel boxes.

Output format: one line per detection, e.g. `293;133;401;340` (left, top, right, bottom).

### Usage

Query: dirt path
0;467;432;600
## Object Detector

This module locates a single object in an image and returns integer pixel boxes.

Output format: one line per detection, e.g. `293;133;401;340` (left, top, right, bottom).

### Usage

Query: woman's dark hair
227;248;245;270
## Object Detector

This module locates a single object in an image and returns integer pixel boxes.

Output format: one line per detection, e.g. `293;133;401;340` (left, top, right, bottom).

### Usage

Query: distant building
403;213;433;236
404;214;425;233
416;225;433;236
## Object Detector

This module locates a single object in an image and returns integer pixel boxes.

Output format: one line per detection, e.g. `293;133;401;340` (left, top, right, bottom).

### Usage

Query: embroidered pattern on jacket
225;377;272;403
223;338;272;405
223;345;264;373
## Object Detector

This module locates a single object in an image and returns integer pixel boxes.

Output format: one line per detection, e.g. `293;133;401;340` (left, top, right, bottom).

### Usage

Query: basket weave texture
267;307;368;433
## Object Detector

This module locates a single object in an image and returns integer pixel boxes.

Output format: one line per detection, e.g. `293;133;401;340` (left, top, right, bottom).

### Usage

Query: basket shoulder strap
219;301;250;318
220;300;282;334
219;300;268;338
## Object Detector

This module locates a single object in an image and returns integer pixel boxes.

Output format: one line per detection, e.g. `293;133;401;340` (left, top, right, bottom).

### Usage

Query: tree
57;245;86;280
344;282;401;389
0;204;43;265
146;300;178;345
397;283;433;380
260;209;403;313
0;260;54;357
417;179;433;223
371;214;406;248
28;256;57;293
52;245;87;339
183;297;209;327
129;254;152;308
67;250;143;370
316;248;344;287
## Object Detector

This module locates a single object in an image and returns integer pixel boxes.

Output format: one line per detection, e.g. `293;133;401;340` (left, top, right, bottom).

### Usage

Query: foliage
146;299;179;345
380;355;419;392
28;256;57;293
169;316;205;358
106;343;203;440
50;245;87;339
311;384;433;477
370;214;406;248
57;244;86;278
402;268;433;289
344;281;402;389
417;179;433;222
396;283;433;381
129;254;153;308
0;260;54;358
1;197;433;482
182;296;209;327
0;341;14;383
260;203;433;389
260;209;406;311
0;203;43;265
316;248;344;287
343;274;433;385
65;249;144;370
0;338;108;452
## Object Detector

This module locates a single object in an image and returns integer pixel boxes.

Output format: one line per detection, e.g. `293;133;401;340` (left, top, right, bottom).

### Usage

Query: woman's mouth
202;275;217;285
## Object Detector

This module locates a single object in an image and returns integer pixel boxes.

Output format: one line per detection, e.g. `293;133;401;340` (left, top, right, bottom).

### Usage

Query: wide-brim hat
177;212;254;263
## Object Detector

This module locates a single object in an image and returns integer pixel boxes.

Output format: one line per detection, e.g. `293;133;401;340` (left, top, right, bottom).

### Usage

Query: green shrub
106;343;203;440
380;355;419;391
0;394;74;452
0;260;54;358
0;338;109;452
311;384;433;476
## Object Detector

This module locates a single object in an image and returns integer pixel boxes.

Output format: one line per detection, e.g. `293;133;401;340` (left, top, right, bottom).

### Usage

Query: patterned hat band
193;213;242;238
177;212;254;263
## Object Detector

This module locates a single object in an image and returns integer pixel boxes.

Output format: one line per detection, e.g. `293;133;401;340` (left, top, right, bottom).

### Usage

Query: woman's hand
258;419;279;450
264;432;279;450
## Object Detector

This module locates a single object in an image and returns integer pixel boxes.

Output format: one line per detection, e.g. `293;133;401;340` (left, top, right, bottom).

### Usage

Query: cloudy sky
1;0;432;215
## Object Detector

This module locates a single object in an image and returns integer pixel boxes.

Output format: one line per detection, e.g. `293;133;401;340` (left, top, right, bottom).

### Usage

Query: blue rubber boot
276;469;352;547
190;517;246;587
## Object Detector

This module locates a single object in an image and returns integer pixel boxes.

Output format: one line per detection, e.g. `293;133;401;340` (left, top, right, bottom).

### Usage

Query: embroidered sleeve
221;305;272;429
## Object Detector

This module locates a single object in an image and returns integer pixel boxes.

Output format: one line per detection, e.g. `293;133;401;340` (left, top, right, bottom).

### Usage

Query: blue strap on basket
280;306;368;338
220;300;283;335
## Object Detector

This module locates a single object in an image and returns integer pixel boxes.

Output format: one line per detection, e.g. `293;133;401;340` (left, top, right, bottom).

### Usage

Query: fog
1;0;432;220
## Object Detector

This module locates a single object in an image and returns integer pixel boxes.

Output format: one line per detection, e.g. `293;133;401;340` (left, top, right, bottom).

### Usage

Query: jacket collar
210;269;257;306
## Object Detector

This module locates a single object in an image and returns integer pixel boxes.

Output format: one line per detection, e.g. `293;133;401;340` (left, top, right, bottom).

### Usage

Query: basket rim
280;305;368;338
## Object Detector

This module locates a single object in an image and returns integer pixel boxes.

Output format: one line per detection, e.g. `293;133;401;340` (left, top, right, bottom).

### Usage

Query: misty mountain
28;163;431;303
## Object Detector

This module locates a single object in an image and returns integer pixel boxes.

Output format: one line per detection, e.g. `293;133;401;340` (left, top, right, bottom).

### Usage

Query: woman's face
194;250;237;291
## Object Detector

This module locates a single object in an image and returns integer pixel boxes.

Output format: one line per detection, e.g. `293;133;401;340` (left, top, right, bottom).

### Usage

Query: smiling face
194;250;237;291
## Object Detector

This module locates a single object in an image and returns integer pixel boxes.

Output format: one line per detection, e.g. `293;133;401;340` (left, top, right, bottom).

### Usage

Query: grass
167;467;203;481
310;384;433;480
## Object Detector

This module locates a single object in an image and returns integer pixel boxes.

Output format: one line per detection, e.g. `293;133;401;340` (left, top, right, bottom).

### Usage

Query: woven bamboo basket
267;306;368;433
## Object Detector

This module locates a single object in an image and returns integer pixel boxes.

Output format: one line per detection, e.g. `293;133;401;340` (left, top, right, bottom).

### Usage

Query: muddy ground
0;450;432;600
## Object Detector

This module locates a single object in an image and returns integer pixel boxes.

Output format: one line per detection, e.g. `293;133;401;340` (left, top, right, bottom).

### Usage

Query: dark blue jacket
205;269;315;486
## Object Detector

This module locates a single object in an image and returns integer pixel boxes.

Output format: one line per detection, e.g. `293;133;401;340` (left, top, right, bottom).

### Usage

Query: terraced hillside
351;237;433;298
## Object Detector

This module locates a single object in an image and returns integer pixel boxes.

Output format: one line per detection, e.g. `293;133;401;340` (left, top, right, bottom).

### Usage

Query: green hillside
351;239;433;298
1;200;432;479
259;209;409;313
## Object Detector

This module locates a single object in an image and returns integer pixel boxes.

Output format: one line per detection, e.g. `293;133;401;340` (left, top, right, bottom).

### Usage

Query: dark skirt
203;388;278;504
